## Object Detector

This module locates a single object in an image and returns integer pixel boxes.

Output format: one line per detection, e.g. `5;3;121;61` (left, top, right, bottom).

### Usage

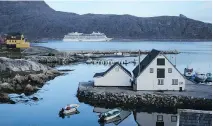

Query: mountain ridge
0;1;211;41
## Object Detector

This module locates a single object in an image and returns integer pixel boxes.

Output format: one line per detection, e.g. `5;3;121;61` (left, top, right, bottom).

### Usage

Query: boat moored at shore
184;66;193;78
194;72;207;83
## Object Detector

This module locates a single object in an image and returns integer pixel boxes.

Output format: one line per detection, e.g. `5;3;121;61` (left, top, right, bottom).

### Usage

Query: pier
77;81;212;110
63;49;179;57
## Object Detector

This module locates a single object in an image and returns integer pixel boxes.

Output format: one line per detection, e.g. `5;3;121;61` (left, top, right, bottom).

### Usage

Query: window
172;79;178;85
158;79;164;85
157;58;165;65
168;68;172;73
157;68;165;78
157;115;163;121
150;68;154;73
171;116;177;122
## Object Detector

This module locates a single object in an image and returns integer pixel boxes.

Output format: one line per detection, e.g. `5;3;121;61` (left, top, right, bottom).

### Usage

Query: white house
93;62;132;86
132;49;185;91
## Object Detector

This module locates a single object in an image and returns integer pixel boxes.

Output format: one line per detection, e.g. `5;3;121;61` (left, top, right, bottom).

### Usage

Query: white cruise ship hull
63;38;112;42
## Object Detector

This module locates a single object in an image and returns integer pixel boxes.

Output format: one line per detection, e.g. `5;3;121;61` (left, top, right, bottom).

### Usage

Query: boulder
31;96;39;101
24;84;34;92
28;74;44;84
0;93;15;104
0;82;15;92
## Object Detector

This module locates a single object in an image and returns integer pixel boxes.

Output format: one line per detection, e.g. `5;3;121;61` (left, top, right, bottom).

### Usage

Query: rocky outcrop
0;57;63;103
0;70;62;93
22;46;59;56
0;57;51;72
77;84;212;110
26;55;78;64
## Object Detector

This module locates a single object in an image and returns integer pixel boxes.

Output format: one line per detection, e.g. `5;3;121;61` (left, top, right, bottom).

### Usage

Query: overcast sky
45;0;212;23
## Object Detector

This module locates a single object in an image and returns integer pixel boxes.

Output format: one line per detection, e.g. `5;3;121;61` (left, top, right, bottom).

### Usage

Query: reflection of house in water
93;107;131;125
133;111;178;126
177;109;212;126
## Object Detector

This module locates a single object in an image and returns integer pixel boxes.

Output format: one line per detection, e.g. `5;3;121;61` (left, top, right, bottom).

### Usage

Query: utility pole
138;50;141;76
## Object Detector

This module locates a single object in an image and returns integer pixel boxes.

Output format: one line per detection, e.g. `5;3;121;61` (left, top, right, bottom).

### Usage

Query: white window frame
158;79;164;85
172;79;178;85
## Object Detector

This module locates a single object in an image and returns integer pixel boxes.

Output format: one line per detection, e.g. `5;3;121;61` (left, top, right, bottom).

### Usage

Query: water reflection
93;107;131;125
91;105;212;126
133;111;177;126
59;110;80;119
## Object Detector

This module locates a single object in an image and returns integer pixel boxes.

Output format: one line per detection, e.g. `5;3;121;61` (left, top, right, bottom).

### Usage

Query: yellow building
6;32;30;48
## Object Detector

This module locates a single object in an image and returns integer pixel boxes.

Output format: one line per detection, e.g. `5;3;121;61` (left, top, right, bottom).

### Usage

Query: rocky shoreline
0;57;63;104
77;83;212;110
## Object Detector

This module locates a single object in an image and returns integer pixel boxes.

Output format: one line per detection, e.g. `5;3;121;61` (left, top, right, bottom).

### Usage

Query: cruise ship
63;32;112;42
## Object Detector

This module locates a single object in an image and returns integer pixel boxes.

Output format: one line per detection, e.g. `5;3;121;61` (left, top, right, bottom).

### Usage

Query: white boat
194;72;207;83
184;66;193;78
99;108;121;122
63;32;112;42
59;104;80;116
86;58;93;64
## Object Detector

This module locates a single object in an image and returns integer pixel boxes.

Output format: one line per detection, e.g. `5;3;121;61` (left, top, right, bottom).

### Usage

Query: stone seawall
77;83;212;110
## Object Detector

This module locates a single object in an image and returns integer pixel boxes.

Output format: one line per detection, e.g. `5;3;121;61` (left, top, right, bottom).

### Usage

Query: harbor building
6;32;30;48
93;62;132;86
132;49;185;91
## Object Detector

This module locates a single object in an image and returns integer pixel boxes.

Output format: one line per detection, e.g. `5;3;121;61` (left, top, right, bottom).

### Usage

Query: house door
179;87;182;92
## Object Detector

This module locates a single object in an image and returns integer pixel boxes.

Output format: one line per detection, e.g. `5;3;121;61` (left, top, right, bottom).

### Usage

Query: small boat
59;110;80;119
98;108;121;122
205;73;212;82
86;58;93;64
194;72;207;83
59;104;80;116
184;66;193;79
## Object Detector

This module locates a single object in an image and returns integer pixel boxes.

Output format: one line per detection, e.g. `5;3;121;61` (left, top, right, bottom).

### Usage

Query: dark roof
132;49;161;78
7;32;22;36
6;32;22;40
93;62;132;77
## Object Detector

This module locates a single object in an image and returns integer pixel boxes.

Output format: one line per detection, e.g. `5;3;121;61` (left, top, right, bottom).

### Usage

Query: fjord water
0;41;212;126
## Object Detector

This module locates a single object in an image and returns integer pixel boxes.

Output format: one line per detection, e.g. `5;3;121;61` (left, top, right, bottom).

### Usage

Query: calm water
0;41;212;126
